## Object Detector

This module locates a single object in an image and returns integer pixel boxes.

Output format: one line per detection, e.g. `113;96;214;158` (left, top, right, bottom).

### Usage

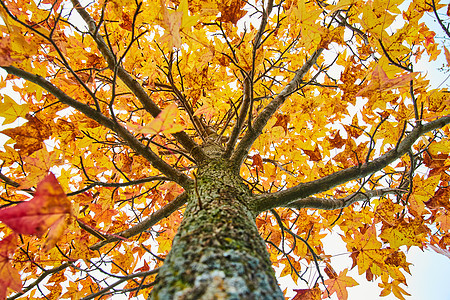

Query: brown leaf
272;114;290;135
217;0;247;24
1;114;51;156
251;153;264;172
303;145;322;162
328;130;346;149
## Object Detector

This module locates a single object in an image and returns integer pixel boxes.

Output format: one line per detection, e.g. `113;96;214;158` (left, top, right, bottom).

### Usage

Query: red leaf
0;173;72;250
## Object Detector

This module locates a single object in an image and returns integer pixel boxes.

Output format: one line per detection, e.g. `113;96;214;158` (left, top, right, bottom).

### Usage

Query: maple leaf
0;173;72;251
356;65;419;97
159;0;199;48
0;114;51;156
0;95;29;125
303;145;322;162
251;153;264;172
379;219;427;249
327;130;346;149
217;0;247;24
324;269;358;300
127;103;185;135
272;114;290;135
379;279;411;300
292;285;321;300
0;234;22;299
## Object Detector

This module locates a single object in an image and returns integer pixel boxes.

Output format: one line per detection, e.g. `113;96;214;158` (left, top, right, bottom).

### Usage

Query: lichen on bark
150;153;284;299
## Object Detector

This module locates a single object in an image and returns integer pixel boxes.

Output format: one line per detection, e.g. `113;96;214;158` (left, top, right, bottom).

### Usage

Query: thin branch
81;268;159;300
90;192;188;250
231;48;324;169
2;66;192;188
431;0;450;38
250;116;450;213
67;176;170;196
224;75;252;157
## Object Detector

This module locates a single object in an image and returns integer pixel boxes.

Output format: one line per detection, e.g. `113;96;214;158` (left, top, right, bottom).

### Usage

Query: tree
0;0;449;299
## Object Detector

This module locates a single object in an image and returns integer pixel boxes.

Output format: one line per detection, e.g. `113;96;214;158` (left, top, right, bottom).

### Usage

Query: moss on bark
150;158;283;299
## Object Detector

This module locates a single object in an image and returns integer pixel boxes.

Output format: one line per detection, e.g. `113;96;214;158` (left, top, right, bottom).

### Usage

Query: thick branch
90;192;188;250
284;188;405;210
70;0;206;162
2;66;192;188
250;116;450;213
231;48;324;168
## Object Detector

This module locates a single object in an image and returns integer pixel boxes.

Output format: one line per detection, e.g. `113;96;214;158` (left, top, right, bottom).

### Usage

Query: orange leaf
324;269;358;300
0;173;72;250
0;234;22;299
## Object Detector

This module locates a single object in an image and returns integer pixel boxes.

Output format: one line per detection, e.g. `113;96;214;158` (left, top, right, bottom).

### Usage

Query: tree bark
150;154;284;299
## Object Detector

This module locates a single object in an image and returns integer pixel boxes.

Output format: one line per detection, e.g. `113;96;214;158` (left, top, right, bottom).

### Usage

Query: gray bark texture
150;145;284;300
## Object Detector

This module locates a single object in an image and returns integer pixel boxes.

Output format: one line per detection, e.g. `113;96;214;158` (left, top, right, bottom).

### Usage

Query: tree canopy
0;0;449;299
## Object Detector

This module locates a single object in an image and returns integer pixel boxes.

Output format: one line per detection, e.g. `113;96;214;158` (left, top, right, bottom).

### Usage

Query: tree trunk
150;155;284;299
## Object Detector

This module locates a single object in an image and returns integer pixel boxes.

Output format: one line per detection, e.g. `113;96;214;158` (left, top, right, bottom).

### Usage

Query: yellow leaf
0;95;29;125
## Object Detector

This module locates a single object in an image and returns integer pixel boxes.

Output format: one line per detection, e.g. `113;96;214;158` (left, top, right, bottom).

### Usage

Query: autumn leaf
292;285;321;300
217;0;247;24
0;114;51;156
324;269;358;300
0;234;22;299
159;0;199;48
327;130;346;149
0;94;29;125
0;173;72;251
303;145;322;162
379;219;427;249
127;103;185;135
356;65;419;97
193;102;217;121
251;153;264;172
379;279;411;300
272;113;290;134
